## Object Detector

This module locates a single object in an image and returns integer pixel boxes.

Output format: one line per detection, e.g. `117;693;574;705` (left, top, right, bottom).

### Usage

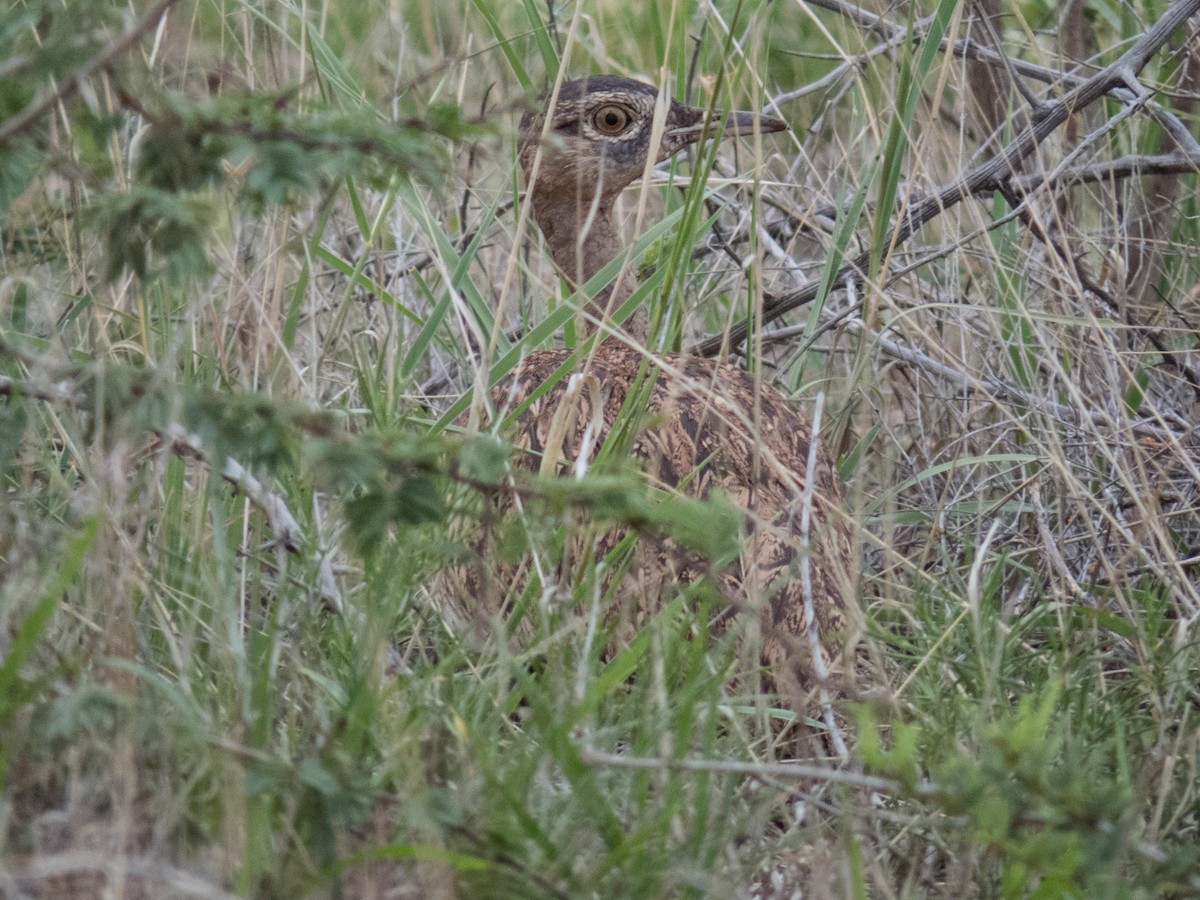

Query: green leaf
648;491;741;563
246;141;323;206
457;434;512;485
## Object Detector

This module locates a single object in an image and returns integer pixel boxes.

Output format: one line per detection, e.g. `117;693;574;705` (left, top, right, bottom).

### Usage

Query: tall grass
2;0;1199;896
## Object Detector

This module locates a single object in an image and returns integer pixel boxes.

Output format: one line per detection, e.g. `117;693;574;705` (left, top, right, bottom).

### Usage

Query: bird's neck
530;192;647;343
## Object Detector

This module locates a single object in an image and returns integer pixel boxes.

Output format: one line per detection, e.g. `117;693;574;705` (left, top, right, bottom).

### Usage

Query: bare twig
577;742;915;793
797;393;849;759
1005;151;1200;191
1124;22;1200;313
12;852;239;900
844;320;1191;440
0;0;181;145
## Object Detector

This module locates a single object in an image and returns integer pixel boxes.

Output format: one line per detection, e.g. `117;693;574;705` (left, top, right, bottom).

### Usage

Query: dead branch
1005;151;1200;191
695;0;1200;357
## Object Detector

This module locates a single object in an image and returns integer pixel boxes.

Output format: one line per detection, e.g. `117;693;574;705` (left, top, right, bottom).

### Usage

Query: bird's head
518;76;787;206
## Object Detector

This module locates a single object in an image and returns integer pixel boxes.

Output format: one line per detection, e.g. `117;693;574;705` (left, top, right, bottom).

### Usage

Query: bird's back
436;76;852;703
446;342;854;698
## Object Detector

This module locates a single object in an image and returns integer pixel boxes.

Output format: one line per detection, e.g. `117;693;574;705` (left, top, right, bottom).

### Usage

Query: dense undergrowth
2;0;1199;896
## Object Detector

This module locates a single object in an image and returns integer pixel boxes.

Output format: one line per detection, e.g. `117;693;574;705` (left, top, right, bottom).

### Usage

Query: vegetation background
2;0;1199;896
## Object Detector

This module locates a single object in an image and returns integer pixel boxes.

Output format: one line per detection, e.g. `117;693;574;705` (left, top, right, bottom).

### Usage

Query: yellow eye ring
591;104;632;135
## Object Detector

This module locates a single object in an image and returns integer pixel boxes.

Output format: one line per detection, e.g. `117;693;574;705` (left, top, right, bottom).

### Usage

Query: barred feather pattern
443;343;854;698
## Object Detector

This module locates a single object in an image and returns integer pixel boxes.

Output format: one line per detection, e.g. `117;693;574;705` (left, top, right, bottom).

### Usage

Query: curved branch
1004;151;1200;191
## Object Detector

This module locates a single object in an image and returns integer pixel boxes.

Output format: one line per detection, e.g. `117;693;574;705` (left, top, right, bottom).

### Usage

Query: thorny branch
0;355;758;614
0;0;182;145
0;368;343;611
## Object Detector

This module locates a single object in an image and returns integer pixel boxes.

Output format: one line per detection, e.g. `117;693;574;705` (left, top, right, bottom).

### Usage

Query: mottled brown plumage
446;77;853;699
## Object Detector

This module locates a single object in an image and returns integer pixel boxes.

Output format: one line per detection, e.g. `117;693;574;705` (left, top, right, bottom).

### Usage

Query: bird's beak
720;109;789;137
668;108;789;143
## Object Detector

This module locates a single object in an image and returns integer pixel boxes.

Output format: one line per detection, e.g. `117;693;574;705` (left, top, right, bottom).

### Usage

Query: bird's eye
591;104;632;135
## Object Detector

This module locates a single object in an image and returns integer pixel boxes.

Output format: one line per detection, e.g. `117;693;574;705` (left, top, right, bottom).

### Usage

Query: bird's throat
530;194;646;343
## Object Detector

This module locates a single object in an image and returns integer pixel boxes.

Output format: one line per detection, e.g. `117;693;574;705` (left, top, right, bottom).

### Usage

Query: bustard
445;76;853;700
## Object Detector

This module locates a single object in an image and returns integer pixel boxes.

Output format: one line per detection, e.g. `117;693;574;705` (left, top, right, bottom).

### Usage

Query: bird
443;75;853;703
